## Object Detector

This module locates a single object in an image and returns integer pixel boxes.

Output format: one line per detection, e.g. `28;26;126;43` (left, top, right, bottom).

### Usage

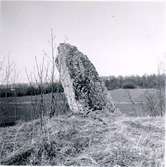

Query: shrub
143;90;165;116
122;82;136;89
0;118;16;127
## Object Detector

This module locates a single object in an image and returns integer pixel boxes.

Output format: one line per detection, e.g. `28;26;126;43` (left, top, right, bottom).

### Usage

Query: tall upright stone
55;43;116;114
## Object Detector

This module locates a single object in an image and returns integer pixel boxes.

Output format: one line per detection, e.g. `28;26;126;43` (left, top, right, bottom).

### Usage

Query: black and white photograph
0;1;165;166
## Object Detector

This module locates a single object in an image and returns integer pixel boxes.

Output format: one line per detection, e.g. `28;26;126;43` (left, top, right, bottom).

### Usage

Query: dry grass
0;110;164;166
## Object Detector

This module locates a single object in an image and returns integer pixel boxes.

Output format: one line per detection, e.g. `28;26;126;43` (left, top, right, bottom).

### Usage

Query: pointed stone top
57;43;77;54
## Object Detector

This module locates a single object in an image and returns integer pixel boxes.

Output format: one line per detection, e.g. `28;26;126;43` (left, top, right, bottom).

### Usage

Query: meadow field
0;88;163;125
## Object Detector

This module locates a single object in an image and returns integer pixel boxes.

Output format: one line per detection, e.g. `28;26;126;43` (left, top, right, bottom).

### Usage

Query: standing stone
55;43;116;114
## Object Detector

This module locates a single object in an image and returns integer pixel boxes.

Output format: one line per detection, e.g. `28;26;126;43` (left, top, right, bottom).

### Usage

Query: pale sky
1;1;166;83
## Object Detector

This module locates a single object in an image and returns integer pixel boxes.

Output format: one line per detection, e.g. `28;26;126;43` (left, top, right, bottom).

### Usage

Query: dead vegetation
0;111;164;166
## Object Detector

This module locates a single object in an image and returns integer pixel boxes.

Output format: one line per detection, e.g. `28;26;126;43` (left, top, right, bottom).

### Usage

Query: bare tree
42;29;59;118
26;55;49;134
4;55;15;92
1;55;18;125
49;28;56;118
34;55;49;133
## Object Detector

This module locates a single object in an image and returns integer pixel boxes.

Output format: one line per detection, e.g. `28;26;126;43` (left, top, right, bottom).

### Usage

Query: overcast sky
1;1;166;83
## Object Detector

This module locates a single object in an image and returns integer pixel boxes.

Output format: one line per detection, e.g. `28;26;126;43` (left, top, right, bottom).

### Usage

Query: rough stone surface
55;43;116;114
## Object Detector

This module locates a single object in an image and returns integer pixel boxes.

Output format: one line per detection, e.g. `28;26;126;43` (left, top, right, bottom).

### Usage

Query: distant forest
0;74;165;97
102;74;165;90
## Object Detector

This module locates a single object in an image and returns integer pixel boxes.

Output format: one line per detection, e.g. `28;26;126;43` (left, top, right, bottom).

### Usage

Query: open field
0;88;162;125
0;93;70;125
110;88;163;117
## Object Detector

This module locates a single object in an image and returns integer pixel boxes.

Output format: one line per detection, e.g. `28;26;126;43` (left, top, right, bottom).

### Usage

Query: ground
0;89;165;166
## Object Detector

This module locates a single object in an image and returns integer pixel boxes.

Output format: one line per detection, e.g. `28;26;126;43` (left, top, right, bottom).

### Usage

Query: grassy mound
0;111;164;166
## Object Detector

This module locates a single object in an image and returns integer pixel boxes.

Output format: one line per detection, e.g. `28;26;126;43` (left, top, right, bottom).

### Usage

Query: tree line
0;82;63;97
0;74;164;97
102;74;165;90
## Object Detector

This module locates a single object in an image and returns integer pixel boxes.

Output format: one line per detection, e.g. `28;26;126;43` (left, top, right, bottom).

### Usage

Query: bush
122;82;136;89
143;91;165;116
